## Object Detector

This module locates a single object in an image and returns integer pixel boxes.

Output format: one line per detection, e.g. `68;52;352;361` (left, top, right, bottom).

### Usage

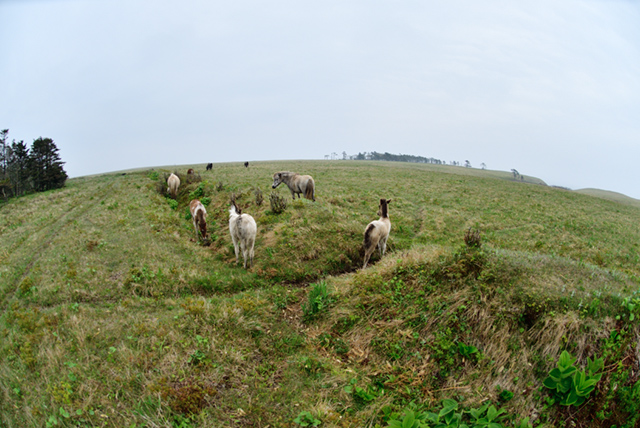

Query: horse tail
364;223;376;249
305;179;315;201
235;215;245;237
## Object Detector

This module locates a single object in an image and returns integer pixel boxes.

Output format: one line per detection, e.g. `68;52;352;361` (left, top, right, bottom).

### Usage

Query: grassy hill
1;160;639;428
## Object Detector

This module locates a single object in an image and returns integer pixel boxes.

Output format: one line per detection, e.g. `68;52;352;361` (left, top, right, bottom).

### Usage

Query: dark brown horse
190;199;207;241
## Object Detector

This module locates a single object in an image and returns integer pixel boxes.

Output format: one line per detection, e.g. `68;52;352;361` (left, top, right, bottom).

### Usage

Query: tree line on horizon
0;129;68;201
353;151;447;164
341;151;487;170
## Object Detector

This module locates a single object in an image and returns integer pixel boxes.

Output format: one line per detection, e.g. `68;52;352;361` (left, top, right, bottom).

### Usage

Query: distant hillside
576;188;640;207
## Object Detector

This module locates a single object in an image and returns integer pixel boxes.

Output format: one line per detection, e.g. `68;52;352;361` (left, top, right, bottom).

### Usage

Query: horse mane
379;199;391;218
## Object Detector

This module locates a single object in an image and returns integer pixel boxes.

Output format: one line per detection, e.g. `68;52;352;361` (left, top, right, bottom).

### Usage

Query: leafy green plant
542;350;604;406
166;197;178;210
425;399;465;427
467;403;506;428
616;296;640;322
302;281;334;321
497;388;514;402
344;379;382;406
187;349;209;366
189;182;206;200
294;411;322;427
386;408;429;428
457;341;479;360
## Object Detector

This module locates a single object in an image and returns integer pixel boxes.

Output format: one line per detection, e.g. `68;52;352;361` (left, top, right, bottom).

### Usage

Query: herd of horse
167;166;390;270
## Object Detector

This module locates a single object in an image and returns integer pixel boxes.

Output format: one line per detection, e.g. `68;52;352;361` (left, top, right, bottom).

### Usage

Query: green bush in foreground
542;350;604;407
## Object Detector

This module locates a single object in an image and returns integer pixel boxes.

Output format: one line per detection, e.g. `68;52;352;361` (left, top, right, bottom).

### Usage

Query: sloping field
0;160;639;427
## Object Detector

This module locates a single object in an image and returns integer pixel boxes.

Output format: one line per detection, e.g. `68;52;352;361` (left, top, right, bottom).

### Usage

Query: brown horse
271;171;315;201
190;199;207;241
362;199;391;269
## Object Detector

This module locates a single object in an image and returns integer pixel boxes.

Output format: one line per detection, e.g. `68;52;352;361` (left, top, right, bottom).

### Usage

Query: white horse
167;173;180;198
272;171;315;201
229;201;257;269
189;199;207;241
362;198;392;269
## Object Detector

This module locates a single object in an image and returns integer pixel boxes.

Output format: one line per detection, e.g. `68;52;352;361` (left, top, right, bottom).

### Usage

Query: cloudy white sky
2;0;639;198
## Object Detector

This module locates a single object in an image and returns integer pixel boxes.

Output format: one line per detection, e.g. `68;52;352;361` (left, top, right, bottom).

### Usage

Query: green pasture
0;160;639;427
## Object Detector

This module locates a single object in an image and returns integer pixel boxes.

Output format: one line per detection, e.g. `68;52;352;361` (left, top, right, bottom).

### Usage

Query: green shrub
166;197;178;210
254;187;264;206
189;182;206;200
294;411;321;427
543;350;604;407
302;281;333;321
269;191;287;214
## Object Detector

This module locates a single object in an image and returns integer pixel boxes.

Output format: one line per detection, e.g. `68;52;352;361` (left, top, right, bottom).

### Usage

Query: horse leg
248;237;255;268
379;236;387;256
240;240;248;269
363;246;374;269
231;234;240;263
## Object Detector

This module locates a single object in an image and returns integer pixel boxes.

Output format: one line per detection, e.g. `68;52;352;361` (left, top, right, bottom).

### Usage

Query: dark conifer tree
28;137;67;192
8;140;30;196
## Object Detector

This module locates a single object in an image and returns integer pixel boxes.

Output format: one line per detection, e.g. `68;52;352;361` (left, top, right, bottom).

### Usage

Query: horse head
197;213;207;238
272;172;283;189
378;199;391;217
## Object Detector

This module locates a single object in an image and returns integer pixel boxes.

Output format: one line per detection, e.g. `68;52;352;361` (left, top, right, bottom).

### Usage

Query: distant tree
342;151;348;160
351;151;446;164
511;169;520;180
480;162;486;170
0;129;8;178
28;137;67;192
0;129;10;199
464;160;471;168
7;140;30;196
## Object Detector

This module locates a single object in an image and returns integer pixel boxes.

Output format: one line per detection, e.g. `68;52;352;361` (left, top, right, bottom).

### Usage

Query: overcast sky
2;0;639;198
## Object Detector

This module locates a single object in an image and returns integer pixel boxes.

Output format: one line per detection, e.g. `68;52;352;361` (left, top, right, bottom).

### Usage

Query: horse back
190;199;205;216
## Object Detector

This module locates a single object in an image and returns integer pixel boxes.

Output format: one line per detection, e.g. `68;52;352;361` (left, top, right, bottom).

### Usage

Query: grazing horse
244;161;249;168
206;163;213;171
189;199;207;241
167;173;180;198
229;201;257;269
362;198;392;269
271;171;315;201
